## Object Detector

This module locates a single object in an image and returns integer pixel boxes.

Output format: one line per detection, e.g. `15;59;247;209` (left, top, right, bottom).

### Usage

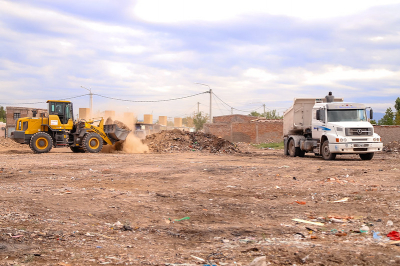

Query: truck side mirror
316;110;320;121
370;109;373;119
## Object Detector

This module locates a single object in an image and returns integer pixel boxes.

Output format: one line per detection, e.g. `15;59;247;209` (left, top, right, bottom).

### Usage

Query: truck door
312;107;325;141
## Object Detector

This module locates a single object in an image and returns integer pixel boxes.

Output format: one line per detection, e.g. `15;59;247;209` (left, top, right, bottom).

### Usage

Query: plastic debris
175;216;190;222
332;197;349;203
372;231;382;241
190;255;205;262
387;231;400;240
292;219;324;226
360;225;369;234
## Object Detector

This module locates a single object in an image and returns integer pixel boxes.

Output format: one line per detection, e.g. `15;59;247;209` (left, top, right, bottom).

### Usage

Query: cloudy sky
1;0;399;121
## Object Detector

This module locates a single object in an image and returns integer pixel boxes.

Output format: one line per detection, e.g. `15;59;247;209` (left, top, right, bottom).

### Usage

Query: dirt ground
1;139;400;265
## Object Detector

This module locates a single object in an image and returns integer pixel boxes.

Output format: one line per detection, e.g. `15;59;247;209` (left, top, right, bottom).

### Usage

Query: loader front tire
82;133;103;153
30;132;53;154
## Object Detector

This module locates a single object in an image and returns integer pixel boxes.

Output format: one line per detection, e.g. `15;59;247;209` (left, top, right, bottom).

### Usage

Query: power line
92;91;209;103
212;92;264;113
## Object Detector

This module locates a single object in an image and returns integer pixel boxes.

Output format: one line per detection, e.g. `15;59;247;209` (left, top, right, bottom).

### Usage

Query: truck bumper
329;142;383;154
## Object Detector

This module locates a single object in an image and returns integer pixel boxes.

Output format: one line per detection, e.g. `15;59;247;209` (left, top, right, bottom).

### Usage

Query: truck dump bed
283;97;343;136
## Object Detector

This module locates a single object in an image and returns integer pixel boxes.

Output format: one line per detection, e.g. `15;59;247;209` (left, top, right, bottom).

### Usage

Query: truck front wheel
288;138;300;157
321;140;336;160
359;153;374;160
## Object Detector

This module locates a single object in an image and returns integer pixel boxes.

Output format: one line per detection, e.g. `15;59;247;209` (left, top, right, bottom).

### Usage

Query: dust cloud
98;109;149;154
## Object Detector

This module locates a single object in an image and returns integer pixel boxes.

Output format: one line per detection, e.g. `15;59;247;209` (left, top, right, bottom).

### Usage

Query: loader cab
47;100;74;125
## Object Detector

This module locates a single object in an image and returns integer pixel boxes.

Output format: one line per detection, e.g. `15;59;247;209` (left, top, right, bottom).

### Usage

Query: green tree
249;110;282;119
370;119;377;125
192;112;209;131
0;106;5;123
262;110;283;119
249;111;261;117
378;107;394;125
395;97;400;125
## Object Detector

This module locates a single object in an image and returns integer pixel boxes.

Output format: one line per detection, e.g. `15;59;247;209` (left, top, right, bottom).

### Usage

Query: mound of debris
384;141;400;153
0;137;27;149
144;129;241;153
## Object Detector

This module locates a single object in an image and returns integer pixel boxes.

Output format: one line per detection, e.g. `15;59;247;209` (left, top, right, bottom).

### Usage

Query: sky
1;0;400;121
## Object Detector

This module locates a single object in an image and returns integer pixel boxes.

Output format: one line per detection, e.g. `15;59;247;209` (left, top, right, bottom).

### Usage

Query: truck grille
345;128;372;136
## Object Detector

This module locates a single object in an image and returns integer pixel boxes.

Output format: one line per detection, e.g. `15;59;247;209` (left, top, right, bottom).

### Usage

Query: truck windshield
327;109;367;122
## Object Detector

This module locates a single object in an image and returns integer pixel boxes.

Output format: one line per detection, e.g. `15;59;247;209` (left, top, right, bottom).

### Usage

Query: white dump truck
283;92;383;160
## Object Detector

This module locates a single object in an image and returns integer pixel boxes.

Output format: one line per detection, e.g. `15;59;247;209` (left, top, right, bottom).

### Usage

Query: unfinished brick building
204;114;283;143
5;106;47;137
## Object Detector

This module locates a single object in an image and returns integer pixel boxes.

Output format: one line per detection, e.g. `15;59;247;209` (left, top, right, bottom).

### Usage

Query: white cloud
133;0;400;23
303;66;395;85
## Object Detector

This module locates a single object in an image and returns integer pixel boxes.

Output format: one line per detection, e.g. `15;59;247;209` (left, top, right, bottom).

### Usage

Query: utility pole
197;102;200;114
231;107;233;115
81;86;93;116
263;104;266;114
195;83;212;123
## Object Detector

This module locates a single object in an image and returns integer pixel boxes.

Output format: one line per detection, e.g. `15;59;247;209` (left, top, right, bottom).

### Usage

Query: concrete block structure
123;112;135;125
204;114;283;143
79;108;91;120
159;116;167;126
144;114;153;124
174;117;182;127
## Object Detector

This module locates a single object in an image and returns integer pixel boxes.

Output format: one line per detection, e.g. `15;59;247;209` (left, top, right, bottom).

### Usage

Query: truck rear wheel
82;133;103;153
321;140;336;160
30;132;53;154
359;153;374;160
288;138;300;157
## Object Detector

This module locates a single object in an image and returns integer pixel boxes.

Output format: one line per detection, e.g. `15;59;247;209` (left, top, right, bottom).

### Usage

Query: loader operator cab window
49;102;73;124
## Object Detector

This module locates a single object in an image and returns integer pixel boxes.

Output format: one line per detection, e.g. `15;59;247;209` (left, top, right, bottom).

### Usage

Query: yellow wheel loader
11;100;130;153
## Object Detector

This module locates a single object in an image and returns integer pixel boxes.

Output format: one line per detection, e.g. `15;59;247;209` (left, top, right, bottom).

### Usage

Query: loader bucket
104;124;131;142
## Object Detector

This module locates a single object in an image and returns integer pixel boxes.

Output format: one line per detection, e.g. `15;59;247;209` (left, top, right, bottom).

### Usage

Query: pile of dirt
144;129;241;153
384;141;400;152
0;137;26;149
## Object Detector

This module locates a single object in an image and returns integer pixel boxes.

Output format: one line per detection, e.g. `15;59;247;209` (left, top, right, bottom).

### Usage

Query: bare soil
1;138;400;265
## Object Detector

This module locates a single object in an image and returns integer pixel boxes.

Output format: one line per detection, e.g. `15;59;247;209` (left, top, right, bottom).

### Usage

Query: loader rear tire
82;133;103;153
30;132;53;154
70;146;85;153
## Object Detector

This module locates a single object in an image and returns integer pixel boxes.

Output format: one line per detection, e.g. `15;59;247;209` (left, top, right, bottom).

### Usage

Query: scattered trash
175;217;190;222
387;220;394;227
190;255;205;262
292;219;324;226
332;197;349;203
293;201;306;205
330;218;346;223
372;231;382;241
387;231;400;240
360;225;369;234
248;256;267;266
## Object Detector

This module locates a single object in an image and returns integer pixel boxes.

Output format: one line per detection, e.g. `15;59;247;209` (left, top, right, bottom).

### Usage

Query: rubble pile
0;137;25;149
384;141;400;153
144;129;241;153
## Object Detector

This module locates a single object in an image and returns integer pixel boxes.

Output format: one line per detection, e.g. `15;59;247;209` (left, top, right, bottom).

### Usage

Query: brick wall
213;114;257;123
204;115;283;143
373;125;400;145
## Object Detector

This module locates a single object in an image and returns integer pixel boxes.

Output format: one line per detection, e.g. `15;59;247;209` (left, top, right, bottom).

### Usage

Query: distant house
5;106;47;138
